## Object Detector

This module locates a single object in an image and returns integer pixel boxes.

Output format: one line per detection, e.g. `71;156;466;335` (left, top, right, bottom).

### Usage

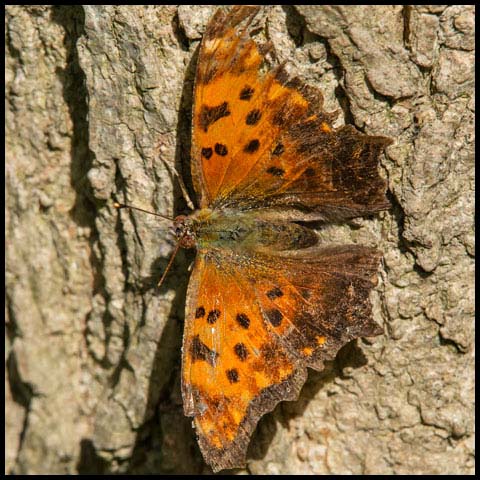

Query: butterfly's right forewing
191;6;391;221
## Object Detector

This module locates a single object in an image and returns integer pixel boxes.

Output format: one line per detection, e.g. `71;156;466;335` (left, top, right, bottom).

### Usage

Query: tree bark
5;5;474;474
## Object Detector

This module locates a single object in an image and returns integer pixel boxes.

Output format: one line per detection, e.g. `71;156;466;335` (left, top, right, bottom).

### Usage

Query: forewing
191;5;263;207
182;252;304;472
191;6;391;220
181;245;382;472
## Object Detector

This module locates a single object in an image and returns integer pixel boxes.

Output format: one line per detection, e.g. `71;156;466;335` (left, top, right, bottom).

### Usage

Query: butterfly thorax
174;208;318;252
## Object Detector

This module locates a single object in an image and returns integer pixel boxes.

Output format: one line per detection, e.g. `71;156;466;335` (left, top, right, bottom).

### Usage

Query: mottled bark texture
5;5;474;475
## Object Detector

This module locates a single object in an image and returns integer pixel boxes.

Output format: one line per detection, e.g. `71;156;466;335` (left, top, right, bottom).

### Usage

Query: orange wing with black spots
182;251;303;471
181;244;381;472
191;6;391;221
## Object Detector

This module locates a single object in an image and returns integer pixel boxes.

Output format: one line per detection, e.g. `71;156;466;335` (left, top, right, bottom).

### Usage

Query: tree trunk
5;5;474;474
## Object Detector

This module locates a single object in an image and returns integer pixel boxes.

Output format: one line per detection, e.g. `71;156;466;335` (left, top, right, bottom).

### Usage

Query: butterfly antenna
159;158;195;211
157;241;181;289
114;202;174;221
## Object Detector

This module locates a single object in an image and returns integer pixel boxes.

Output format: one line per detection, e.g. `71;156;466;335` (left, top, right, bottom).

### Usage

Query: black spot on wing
215;143;228;156
266;166;285;177
201;147;213;159
207;309;221;324
266;287;284;300
240;86;254;100
272;143;284;156
246;109;262;125
266;308;283;327
233;343;248;361
244;139;260;153
226;368;239;383
236;313;250;329
191;335;218;366
199;102;231;132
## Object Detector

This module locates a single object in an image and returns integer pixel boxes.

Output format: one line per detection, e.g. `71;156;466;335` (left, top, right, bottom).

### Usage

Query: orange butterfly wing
181;252;303;471
191;6;390;220
181;245;381;471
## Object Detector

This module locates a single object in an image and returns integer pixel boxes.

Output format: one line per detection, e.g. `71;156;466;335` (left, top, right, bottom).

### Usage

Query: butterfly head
173;215;197;249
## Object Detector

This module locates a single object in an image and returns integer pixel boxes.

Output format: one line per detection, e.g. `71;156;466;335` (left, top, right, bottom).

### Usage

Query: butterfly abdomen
192;209;317;252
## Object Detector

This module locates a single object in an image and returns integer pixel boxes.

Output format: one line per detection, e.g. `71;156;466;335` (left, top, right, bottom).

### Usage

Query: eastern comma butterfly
172;6;389;472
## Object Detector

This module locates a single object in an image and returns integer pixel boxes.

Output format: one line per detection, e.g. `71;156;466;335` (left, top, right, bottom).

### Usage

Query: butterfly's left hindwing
181;245;382;472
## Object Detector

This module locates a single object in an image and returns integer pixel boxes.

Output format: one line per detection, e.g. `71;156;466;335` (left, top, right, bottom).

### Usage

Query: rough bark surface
5;5;474;475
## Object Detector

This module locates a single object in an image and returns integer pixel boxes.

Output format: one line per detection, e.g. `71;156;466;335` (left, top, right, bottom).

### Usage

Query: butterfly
172;6;390;472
